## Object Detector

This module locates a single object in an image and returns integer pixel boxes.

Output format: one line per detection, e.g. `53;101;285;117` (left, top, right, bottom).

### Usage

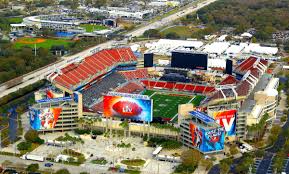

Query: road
126;0;217;37
0;0;217;99
0;155;114;174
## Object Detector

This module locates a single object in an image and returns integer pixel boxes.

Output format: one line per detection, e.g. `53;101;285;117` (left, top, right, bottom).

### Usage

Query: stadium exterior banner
213;110;236;136
103;94;153;122
189;122;225;153
189;111;215;123
29;107;62;130
36;96;72;103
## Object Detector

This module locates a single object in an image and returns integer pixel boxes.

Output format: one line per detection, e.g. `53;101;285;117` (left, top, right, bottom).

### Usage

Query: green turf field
14;38;73;49
191;95;206;106
143;90;205;120
80;24;108;32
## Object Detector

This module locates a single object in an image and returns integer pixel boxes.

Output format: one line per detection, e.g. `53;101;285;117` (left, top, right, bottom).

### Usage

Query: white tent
244;43;278;55
145;39;204;56
203;42;230;55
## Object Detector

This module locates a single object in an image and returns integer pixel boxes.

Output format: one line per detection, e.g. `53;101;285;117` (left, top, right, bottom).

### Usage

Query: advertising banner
200;127;225;152
29;107;62;130
189;122;203;149
103;95;153;122
189;122;225;153
213;110;236;136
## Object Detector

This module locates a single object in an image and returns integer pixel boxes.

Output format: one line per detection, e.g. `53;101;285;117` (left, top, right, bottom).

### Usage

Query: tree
17;141;32;151
165;32;180;39
119;120;129;137
284;41;289;53
229;145;239;156
71;0;80;9
219;162;230;174
235;154;254;173
219;158;232;174
24;129;39;143
251;37;257;43
199;159;213;171
271;125;282;135
92;0;107;8
181;149;202;167
254;149;265;158
143;29;161;38
84;0;93;6
26;163;39;172
55;169;70;174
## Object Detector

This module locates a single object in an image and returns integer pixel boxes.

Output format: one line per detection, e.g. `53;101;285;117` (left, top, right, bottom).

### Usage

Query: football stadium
28;46;279;153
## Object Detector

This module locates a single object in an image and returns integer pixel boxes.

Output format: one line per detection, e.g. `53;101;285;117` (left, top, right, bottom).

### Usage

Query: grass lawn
121;159;146;166
14;38;73;49
80;24;108;32
160;26;193;38
8;17;23;23
142;90;204;119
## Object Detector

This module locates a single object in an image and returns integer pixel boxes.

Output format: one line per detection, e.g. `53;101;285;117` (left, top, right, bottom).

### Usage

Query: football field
142;90;205;121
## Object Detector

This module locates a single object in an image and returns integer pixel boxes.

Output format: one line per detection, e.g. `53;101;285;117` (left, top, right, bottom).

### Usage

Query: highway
0;0;217;99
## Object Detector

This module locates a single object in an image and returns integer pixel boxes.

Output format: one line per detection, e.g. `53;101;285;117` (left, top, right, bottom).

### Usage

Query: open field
160;25;192;38
8;17;23;23
143;90;205;120
80;24;108;32
14;38;73;49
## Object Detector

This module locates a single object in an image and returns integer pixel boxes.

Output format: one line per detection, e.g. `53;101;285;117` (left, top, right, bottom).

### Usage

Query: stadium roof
48;48;137;90
234;56;268;75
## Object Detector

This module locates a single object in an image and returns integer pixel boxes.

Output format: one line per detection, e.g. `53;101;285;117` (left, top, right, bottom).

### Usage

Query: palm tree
119;120;129;138
76;118;85;128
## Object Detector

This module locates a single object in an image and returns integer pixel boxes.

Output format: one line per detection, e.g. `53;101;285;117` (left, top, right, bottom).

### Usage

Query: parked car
44;163;53;167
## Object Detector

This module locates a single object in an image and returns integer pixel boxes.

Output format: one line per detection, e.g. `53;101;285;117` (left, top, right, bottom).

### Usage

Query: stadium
29;46;278;153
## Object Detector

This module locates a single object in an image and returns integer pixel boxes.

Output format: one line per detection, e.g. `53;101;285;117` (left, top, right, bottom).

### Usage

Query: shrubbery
144;136;182;149
74;129;90;135
17;141;32;151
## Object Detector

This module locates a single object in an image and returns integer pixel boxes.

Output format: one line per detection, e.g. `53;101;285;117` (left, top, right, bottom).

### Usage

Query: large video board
103;94;153;122
171;51;208;70
213;110;236;137
29;107;62;130
189;122;225;153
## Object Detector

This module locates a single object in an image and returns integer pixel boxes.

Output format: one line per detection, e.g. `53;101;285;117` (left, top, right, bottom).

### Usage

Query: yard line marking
188;96;196;104
149;91;157;98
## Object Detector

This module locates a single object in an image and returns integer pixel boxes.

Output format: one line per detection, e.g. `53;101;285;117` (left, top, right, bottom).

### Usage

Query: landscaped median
114;158;148;174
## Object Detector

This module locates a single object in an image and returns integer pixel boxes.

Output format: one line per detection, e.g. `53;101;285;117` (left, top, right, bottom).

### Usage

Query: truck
21;154;45;162
152;146;163;157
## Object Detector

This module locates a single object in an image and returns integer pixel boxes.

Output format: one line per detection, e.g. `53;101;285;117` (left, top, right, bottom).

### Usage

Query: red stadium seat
194;86;205;93
175;83;185;91
164;82;175;89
